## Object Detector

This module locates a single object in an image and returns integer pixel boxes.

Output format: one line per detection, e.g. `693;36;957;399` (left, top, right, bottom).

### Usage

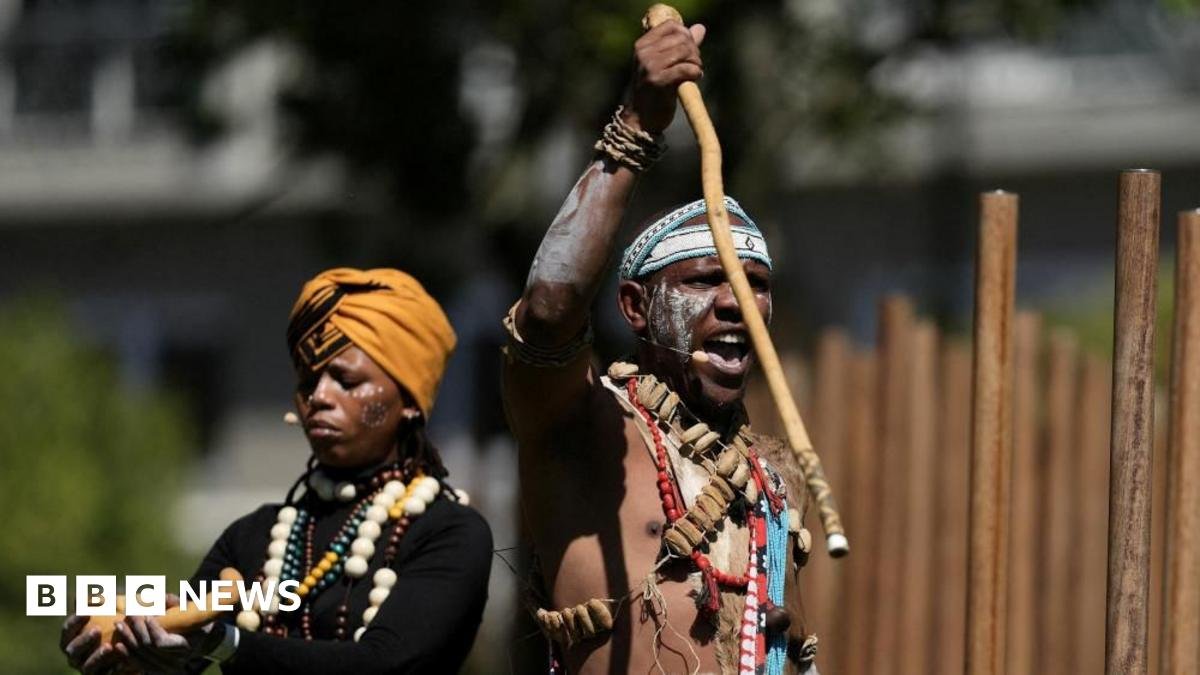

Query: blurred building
1;0;1197;530
0;0;368;538
0;5;517;664
772;0;1200;336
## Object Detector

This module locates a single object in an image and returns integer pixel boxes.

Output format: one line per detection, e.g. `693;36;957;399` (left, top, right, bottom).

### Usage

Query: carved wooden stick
84;567;244;644
641;2;847;556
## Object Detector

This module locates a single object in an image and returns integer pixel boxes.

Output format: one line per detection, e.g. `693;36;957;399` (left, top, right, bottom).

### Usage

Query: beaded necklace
236;464;457;641
534;364;799;668
619;368;790;674
625;377;759;602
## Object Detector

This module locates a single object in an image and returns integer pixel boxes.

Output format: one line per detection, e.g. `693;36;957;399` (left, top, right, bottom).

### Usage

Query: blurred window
8;0;186;132
133;42;183;110
13;45;92;115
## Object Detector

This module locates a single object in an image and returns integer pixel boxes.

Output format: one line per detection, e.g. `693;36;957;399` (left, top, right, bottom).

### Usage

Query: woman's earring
284;411;300;426
402;408;421;422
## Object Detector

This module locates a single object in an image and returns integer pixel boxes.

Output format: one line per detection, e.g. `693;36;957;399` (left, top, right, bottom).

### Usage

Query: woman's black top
186;493;492;674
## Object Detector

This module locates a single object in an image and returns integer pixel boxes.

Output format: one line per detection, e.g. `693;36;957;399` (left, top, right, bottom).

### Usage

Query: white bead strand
345;554;369;579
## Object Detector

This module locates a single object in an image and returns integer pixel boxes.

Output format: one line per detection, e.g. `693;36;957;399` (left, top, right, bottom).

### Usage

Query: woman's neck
316;448;402;481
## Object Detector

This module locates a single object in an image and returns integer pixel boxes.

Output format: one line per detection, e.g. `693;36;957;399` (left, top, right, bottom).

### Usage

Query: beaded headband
619;196;772;280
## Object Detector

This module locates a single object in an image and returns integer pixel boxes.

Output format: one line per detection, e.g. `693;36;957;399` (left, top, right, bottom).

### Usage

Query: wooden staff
1163;209;1200;675
967;190;1018;675
1041;330;1079;673
901;320;939;675
642;3;847;556
1106;169;1161;675
1007;311;1042;674
934;341;972;675
871;295;914;672
83;567;244;643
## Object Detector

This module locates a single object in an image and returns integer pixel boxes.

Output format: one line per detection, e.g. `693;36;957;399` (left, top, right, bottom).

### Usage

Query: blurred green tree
0;298;193;673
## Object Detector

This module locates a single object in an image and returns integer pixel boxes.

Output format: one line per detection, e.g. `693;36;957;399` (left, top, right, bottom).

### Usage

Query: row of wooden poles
746;170;1200;673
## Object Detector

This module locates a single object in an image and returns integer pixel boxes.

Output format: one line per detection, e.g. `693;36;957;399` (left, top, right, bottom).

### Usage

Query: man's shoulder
522;370;630;444
745;431;807;496
745;430;796;468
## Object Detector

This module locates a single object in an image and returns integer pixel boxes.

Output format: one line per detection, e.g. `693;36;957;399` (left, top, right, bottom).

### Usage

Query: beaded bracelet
593;106;666;172
502;301;592;368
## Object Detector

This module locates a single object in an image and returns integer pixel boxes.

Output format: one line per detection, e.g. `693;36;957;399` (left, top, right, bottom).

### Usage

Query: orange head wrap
286;268;456;417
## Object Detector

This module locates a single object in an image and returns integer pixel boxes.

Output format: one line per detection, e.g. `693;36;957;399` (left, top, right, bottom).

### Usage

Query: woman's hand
112;617;198;674
111;595;219;674
61;615;130;674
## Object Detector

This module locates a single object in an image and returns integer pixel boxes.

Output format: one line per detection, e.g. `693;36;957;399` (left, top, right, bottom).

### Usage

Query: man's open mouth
701;332;751;373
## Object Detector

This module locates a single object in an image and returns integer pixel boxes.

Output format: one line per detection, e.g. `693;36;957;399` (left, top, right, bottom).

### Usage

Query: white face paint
361;401;390;428
646;277;716;357
350;384;385;400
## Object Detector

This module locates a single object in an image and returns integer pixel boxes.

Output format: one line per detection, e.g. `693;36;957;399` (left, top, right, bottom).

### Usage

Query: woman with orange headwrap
60;268;492;674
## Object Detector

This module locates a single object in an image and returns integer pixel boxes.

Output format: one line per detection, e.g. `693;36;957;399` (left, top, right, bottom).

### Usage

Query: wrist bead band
502;302;592;368
203;623;239;663
593;106;666;172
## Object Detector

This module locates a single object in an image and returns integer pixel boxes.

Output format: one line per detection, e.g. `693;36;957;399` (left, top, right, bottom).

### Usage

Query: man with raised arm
503;17;820;675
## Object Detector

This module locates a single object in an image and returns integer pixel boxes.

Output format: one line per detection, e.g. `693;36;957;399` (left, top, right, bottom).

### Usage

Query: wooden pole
642;3;846;555
840;350;878;675
1040;331;1079;673
900;320;939;675
966;190;1018;675
1106;168;1161;675
1150;385;1169;675
744;353;808;441
805;329;850;672
1077;355;1113;675
934;342;972;675
872;295;914;673
1162;209;1200;675
1007;312;1042;673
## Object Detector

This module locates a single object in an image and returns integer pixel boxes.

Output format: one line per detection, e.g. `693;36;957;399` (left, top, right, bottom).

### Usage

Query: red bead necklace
626;378;755;592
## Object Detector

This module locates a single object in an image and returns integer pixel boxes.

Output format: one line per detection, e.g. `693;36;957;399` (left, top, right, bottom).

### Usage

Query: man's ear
617;279;650;334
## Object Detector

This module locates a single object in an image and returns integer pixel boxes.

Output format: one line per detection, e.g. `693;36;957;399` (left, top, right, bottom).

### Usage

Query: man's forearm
517;157;637;347
515;18;705;348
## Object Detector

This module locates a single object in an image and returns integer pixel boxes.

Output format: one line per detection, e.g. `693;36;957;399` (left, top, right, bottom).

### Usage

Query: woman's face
293;346;412;469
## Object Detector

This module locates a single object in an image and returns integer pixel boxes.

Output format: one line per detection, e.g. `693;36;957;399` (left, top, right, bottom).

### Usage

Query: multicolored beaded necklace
235;464;460;642
626;377;762;603
618;368;791;675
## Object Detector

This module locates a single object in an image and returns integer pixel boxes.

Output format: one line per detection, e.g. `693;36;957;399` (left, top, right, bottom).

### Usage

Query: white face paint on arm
526;161;621;288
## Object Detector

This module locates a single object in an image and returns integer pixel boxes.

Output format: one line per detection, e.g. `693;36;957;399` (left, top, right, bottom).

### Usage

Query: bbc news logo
26;576;302;616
